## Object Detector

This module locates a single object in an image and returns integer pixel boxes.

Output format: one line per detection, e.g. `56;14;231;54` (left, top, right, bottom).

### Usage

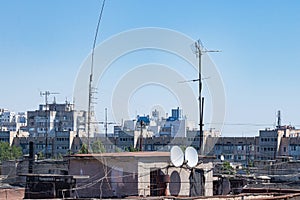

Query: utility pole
40;91;59;158
105;107;108;137
103;108;116;137
193;40;220;155
139;120;144;151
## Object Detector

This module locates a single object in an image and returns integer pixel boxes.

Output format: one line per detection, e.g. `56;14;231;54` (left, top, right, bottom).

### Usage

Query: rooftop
67;151;215;160
68;151;170;158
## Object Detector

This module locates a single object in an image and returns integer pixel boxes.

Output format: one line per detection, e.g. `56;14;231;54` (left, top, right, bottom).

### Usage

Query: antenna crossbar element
178;77;210;83
40;91;60;105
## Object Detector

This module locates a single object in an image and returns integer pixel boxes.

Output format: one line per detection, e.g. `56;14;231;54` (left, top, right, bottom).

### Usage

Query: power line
206;122;275;127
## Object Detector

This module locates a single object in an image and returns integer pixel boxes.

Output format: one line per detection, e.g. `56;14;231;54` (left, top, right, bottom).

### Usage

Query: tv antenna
40;91;59;158
87;0;106;153
192;40;220;155
40;91;60;105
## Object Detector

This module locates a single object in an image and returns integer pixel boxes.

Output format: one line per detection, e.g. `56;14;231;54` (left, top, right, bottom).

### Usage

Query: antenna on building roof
87;0;106;153
191;40;220;155
40;91;60;105
40;90;59;158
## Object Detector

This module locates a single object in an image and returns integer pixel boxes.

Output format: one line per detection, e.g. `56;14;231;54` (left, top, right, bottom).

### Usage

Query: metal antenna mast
193;40;220;155
40;91;59;158
87;0;106;153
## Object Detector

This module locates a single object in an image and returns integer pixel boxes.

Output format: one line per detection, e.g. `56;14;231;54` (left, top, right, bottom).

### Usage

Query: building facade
66;152;213;198
27;101;86;137
0;109;26;132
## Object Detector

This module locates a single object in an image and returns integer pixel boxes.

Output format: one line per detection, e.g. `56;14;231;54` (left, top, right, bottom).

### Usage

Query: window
223;146;232;151
284;147;286;152
146;144;152;151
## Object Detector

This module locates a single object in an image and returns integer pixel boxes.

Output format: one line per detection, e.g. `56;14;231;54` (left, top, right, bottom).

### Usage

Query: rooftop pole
194;40;220;155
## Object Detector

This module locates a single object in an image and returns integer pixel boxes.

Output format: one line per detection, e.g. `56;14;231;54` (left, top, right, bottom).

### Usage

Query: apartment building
13;130;76;157
0;109;26;131
27;101;86;137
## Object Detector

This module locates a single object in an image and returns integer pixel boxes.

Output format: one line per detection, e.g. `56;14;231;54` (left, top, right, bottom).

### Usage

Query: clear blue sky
1;0;300;136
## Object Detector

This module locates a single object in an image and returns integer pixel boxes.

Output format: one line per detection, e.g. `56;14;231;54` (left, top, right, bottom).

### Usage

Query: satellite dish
220;155;224;161
185;146;198;168
170;146;184;167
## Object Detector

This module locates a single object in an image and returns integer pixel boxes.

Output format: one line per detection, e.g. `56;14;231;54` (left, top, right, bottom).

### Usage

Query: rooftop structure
66;152;213;198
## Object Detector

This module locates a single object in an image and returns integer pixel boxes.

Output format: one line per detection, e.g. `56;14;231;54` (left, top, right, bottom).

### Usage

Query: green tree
37;151;45;160
222;161;235;175
78;144;88;154
126;145;138;152
91;140;106;153
0;142;22;161
57;153;63;160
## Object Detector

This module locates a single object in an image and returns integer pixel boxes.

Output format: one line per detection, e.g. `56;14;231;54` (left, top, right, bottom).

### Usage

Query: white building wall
164;120;186;137
123;120;135;131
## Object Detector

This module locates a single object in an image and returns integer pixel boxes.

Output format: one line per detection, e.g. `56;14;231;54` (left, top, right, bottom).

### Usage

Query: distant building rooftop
67;151;214;160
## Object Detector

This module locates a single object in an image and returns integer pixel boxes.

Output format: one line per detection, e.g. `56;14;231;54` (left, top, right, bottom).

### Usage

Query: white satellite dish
220;155;224;161
170;146;184;167
185;146;198;168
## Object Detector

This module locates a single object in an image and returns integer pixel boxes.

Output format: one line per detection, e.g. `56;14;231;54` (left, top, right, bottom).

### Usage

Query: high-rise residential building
12;101;88;158
0;109;27;132
27;101;86;137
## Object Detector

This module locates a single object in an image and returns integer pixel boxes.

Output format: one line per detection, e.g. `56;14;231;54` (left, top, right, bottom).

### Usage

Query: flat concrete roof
68;151;170;158
19;173;89;179
66;151;214;160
